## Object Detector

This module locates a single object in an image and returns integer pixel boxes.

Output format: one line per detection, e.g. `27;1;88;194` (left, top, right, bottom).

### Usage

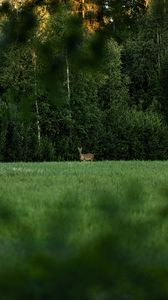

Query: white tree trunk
156;26;161;71
66;53;71;104
35;99;41;147
32;50;41;147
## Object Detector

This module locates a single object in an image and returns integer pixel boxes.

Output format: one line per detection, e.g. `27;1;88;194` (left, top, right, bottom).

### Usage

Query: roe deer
78;147;94;161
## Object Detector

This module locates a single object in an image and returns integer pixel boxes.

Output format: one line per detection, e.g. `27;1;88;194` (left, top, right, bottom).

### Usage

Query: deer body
78;147;94;161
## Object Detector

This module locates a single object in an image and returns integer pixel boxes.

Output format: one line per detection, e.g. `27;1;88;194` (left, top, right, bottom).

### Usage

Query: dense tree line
0;0;168;161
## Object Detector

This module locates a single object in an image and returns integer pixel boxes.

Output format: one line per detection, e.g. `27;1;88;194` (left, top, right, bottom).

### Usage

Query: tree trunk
32;50;41;148
35;99;41;147
156;26;161;71
82;0;85;19
66;52;71;104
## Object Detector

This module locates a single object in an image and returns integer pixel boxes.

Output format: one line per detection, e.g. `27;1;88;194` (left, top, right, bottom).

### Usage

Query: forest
0;0;168;161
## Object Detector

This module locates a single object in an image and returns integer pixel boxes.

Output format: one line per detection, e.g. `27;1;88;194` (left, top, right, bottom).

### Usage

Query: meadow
0;161;168;299
1;160;168;252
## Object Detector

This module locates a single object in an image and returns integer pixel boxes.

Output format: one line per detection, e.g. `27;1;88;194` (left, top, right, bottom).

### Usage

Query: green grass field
1;161;168;246
1;161;168;299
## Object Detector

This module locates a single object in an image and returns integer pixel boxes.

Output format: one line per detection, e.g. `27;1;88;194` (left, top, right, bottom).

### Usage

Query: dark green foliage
160;53;168;120
0;1;37;47
0;0;168;161
100;102;168;160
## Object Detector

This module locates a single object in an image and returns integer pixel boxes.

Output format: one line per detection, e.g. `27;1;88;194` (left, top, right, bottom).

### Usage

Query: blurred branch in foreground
0;181;168;299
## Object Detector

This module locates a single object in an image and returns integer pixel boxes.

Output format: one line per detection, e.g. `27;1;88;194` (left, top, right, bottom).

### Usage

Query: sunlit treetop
73;0;150;33
0;0;50;37
0;0;149;33
0;0;150;50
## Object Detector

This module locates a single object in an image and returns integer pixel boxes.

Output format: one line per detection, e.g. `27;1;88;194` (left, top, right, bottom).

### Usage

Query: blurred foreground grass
0;161;168;300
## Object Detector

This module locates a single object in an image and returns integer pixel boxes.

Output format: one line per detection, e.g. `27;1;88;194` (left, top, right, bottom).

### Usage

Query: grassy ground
0;161;168;244
1;161;168;299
